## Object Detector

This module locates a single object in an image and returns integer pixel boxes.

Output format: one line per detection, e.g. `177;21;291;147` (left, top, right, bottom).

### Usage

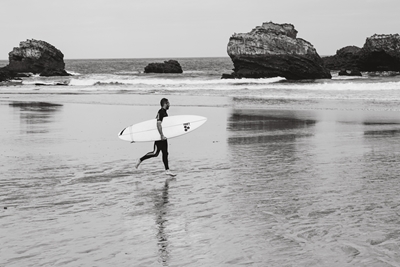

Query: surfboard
118;115;207;142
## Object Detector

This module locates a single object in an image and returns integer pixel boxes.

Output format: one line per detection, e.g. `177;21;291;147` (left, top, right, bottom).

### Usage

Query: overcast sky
1;0;399;59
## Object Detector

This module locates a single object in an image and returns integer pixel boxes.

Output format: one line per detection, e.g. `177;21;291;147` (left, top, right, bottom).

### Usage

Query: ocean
1;58;400;266
1;57;400;110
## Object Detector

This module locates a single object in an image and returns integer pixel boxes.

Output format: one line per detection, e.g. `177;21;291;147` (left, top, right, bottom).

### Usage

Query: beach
2;0;400;263
1;91;400;266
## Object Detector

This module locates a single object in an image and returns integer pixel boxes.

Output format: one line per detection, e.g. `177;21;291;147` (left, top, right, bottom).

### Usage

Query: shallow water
1;95;400;266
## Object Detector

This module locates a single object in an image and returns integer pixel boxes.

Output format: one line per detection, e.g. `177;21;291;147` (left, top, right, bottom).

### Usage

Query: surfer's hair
160;98;169;107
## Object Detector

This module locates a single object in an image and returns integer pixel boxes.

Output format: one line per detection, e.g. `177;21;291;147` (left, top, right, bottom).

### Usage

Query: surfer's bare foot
165;170;176;177
135;159;142;169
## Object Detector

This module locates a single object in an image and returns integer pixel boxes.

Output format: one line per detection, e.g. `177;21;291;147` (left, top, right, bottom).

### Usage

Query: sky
1;0;399;59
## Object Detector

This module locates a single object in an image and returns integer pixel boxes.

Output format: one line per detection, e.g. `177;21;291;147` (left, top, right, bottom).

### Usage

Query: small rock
144;60;183;73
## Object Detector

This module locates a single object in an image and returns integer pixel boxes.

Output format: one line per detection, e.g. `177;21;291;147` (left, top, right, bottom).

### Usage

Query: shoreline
0;92;231;108
2;93;400;138
2;90;400;113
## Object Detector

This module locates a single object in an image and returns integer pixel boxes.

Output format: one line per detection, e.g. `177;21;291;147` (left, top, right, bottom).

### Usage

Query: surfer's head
160;98;170;110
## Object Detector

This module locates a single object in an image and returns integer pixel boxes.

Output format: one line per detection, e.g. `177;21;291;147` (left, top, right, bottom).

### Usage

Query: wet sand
1;94;400;266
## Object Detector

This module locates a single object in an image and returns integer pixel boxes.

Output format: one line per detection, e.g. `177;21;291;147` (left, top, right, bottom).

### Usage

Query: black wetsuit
139;108;169;170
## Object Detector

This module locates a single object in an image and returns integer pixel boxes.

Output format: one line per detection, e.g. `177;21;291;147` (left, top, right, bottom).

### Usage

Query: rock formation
323;46;361;71
144;60;183;73
223;22;331;80
322;34;400;72
0;69;14;82
0;39;70;81
358;34;400;71
338;69;362;76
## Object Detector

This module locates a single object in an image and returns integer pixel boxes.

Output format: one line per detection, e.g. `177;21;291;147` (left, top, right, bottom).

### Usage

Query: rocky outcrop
144;60;183;73
223;22;331;80
358;34;400;71
338;69;362;76
0;68;14;82
322;34;400;72
0;39;70;81
323;46;361;71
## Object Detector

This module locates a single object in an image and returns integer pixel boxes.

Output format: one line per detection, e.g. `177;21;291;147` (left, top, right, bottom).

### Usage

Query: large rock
144;60;183;73
0;68;14;82
358;34;400;71
4;39;70;76
323;46;361;71
223;22;331;80
322;34;400;72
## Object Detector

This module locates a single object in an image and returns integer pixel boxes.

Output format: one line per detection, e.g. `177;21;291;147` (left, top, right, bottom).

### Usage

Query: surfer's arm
157;120;166;140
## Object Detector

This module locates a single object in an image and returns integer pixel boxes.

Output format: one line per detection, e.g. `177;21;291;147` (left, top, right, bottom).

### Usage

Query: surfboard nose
118;128;126;136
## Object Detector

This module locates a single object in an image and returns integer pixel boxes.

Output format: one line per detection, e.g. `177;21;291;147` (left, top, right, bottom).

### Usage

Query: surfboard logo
183;122;190;131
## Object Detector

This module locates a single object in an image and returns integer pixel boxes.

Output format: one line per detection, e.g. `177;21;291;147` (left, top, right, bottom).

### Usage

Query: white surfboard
118;115;207;142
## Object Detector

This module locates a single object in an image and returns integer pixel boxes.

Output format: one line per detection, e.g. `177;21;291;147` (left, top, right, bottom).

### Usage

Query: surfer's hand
161;135;167;140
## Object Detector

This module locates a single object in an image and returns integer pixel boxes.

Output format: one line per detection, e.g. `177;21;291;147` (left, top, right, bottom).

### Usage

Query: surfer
135;98;176;176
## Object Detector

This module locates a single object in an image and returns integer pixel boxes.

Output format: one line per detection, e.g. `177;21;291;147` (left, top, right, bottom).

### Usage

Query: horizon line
0;56;231;61
0;54;335;61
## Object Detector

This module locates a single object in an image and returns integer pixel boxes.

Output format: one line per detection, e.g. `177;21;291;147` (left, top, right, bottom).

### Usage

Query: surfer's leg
160;140;169;170
160;141;175;176
139;142;161;163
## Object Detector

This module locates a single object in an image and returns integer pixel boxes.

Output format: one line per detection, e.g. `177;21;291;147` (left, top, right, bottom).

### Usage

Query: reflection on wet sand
9;101;63;134
153;178;174;266
223;108;400;265
9;101;63;114
364;128;400;136
228;109;316;145
226;109;317;181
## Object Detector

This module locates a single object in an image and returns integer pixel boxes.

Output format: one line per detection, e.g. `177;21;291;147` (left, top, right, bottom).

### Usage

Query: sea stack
4;39;70;77
144;60;183;73
322;46;362;71
223;22;331;80
323;34;400;72
358;34;400;71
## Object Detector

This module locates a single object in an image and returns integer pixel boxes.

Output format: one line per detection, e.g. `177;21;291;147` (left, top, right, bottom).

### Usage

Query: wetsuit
139;108;169;170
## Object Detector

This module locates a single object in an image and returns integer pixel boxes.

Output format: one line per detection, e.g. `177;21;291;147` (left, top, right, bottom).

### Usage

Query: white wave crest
68;76;286;86
272;81;400;91
65;70;81;76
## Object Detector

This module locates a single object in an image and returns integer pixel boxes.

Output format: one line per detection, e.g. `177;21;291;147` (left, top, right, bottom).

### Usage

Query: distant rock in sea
223;21;331;80
0;39;70;82
323;46;361;71
338;69;362;76
358;34;400;71
323;34;400;72
144;60;183;73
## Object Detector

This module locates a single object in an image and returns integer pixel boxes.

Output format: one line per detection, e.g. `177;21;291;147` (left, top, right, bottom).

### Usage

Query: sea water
2;57;400;117
1;57;400;108
1;58;400;266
